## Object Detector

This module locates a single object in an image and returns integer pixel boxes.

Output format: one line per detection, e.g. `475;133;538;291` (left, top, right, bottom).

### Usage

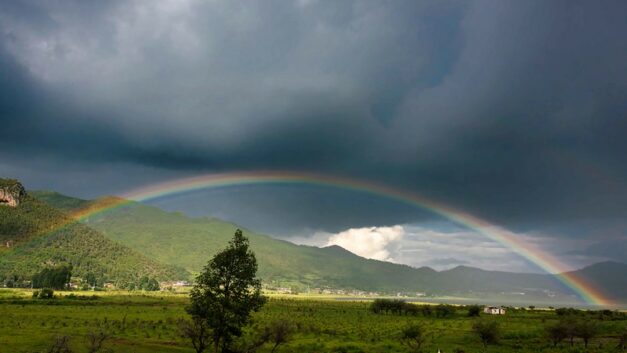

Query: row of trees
545;316;600;348
371;299;473;318
399;318;626;352
2;269;162;292
396;320;501;353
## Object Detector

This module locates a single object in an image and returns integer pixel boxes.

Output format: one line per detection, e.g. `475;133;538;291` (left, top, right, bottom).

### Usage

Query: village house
160;280;191;289
483;306;507;315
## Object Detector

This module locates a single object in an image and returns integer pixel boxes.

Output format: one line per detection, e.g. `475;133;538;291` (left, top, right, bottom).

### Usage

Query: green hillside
25;194;572;295
74;199;438;291
30;190;627;303
0;182;188;288
29;190;90;212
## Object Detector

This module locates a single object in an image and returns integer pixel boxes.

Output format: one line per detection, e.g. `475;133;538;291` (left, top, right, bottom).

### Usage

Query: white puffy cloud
324;225;405;261
291;223;563;273
284;221;610;273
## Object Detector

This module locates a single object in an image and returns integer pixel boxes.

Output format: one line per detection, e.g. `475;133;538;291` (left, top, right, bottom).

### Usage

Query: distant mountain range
1;180;625;305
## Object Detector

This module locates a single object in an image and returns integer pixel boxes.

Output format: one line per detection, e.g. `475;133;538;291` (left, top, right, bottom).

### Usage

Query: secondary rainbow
60;171;611;306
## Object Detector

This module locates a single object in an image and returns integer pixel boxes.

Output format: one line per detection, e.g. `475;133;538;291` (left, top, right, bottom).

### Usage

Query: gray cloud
1;0;626;267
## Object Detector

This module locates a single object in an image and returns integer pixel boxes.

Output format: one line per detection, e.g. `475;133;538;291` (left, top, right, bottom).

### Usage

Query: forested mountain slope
0;181;187;287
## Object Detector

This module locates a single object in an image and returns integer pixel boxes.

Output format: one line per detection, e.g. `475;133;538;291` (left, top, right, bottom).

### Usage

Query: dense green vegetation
0;182;188;288
32;265;72;289
29;191;90;212
0;290;625;353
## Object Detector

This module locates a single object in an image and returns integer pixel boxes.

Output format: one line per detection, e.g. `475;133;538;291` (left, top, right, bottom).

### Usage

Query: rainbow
55;171;611;306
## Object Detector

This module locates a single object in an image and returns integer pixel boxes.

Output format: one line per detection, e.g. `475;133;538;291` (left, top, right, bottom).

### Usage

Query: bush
400;324;427;353
370;299;406;315
467;305;482;317
574;319;598;348
435;304;456;318
34;288;54;299
472;319;501;350
31;265;72;289
555;307;581;316
545;321;569;347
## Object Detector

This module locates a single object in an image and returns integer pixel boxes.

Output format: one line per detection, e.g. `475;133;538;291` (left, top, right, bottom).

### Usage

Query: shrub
435;304;456;318
467;305;482;317
38;288;54;299
400;324;427;353
545;321;569;347
555;307;581;316
472;319;501;350
574;319;598;348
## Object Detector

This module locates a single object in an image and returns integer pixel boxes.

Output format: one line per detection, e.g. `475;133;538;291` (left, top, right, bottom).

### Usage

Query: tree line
370;299;481;318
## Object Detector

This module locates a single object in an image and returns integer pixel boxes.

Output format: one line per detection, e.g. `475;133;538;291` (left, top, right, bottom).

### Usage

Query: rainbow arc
51;171;611;306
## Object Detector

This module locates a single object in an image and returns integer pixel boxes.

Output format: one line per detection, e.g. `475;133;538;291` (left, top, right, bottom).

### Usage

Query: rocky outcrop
0;180;26;207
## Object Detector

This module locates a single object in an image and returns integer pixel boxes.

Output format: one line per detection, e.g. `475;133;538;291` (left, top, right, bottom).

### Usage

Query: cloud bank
1;0;625;270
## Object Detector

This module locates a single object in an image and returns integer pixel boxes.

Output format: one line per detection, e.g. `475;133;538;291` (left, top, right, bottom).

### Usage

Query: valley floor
0;289;625;353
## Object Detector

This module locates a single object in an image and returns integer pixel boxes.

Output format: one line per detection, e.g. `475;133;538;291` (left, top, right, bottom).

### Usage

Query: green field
0;289;625;353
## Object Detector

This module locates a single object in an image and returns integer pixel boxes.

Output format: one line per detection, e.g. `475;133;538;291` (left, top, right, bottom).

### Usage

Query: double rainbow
59;171;611;306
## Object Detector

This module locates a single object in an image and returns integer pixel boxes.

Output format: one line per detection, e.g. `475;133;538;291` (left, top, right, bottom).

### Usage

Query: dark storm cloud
1;0;626;254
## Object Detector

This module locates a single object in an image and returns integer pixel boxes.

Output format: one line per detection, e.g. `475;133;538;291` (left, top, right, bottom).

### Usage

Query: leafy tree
472;320;501;351
146;278;160;291
400;324;427;353
420;305;433;317
560;316;579;346
435;304;456;318
555;307;581;316
545;321;569;347
404;303;420;316
574;319;598;348
32;265;72;289
84;273;98;289
467;305;482;317
187;229;266;353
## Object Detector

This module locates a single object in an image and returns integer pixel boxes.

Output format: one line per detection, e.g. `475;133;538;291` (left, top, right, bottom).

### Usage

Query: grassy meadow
0;289;625;353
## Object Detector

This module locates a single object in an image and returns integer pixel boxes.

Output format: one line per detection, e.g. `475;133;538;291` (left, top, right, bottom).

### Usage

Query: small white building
483;306;506;315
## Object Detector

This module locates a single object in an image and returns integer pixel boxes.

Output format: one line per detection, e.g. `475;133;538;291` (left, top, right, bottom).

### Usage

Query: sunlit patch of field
0;289;625;353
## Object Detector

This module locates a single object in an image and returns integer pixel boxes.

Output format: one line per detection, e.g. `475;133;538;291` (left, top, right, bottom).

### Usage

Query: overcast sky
1;0;625;272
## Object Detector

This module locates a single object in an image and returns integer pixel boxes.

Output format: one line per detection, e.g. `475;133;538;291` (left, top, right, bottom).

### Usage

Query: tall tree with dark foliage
187;229;266;353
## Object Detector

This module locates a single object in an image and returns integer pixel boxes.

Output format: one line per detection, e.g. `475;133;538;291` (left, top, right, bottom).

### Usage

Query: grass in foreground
0;289;625;353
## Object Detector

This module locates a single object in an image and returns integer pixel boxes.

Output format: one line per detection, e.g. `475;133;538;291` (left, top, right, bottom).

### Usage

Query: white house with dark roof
483;306;506;315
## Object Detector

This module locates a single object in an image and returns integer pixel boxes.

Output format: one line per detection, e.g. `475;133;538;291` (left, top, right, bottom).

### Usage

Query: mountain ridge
28;189;626;304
